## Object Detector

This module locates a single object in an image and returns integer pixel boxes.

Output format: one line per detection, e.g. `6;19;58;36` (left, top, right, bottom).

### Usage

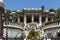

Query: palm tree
5;10;11;21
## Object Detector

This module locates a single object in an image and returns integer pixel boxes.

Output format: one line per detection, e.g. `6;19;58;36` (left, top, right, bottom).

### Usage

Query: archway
57;32;60;37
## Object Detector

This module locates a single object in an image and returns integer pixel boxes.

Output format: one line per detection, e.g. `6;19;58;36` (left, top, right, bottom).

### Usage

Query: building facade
8;8;56;38
0;0;58;38
10;8;56;27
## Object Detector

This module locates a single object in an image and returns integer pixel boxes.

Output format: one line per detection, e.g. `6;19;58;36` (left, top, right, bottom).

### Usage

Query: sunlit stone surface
3;28;22;38
0;0;3;2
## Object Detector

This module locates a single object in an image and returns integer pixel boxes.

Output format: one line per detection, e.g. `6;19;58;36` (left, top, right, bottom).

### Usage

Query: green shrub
45;18;60;25
27;29;40;39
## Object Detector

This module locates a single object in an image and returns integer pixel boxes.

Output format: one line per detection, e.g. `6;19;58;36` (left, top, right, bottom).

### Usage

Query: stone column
39;15;42;26
24;14;27;29
51;17;53;21
17;17;20;23
24;15;26;24
45;16;48;22
32;15;34;23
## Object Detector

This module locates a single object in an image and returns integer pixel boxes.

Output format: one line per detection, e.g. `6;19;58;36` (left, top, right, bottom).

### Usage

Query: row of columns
45;16;54;23
17;14;54;25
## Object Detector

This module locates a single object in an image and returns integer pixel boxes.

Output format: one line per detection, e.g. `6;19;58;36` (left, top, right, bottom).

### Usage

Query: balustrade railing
4;22;24;29
43;22;60;29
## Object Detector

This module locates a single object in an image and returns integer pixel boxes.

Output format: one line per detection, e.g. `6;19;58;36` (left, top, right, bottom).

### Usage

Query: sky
4;0;60;10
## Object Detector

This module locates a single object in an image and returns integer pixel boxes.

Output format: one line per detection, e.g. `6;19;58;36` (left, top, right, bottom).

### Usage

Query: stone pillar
45;16;48;22
39;15;42;26
24;15;26;28
24;15;26;24
32;15;34;23
51;17;53;21
17;17;20;23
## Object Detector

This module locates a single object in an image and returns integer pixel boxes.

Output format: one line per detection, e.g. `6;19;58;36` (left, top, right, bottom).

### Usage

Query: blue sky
4;0;60;10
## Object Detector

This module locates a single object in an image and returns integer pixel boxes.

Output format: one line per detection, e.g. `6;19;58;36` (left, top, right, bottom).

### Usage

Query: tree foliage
12;13;17;23
49;8;56;12
56;8;60;18
5;10;11;21
45;18;60;25
27;29;40;39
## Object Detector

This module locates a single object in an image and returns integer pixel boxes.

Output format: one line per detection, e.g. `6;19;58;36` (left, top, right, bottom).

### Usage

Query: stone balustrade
43;22;60;30
4;22;24;29
23;8;42;10
3;22;29;38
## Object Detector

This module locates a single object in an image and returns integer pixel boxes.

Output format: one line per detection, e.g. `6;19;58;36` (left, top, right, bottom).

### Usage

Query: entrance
57;32;60;37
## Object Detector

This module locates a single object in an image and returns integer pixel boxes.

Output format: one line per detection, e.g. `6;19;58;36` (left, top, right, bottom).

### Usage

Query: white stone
3;28;22;38
0;0;3;2
35;8;38;10
50;12;54;14
17;10;20;12
24;8;27;10
47;38;51;40
38;8;41;10
31;8;35;10
24;38;26;40
12;12;15;13
0;39;2;40
46;10;49;12
17;10;22;12
28;8;30;10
